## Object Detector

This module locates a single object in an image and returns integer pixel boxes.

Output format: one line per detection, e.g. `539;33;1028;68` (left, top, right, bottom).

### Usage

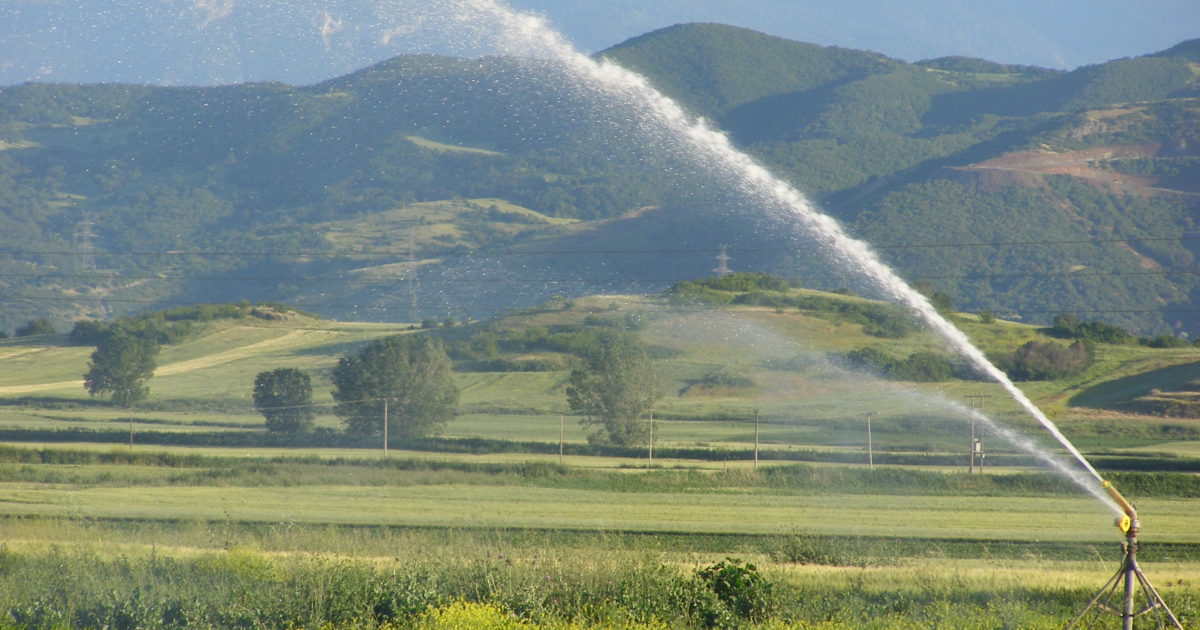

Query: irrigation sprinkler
1067;480;1183;630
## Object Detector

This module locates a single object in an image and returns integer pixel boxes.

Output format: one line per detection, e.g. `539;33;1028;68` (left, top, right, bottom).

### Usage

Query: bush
694;558;775;624
70;303;281;346
845;347;961;382
769;531;859;566
14;318;55;337
70;320;109;345
1050;313;1131;344
460;357;566;372
672;273;792;294
680;369;755;395
1138;334;1189;348
995;340;1092;381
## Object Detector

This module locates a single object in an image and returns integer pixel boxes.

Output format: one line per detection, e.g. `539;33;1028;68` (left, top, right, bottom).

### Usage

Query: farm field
0;446;1197;628
7;476;1191;541
0;297;1197;627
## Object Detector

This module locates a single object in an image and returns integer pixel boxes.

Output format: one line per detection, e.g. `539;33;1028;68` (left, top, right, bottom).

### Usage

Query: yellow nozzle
1101;479;1137;523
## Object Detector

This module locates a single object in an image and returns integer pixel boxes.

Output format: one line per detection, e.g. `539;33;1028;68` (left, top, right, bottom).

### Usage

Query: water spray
396;2;1184;623
422;0;1115;506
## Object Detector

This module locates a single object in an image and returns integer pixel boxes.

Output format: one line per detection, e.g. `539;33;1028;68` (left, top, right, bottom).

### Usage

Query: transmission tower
74;210;98;272
713;244;732;276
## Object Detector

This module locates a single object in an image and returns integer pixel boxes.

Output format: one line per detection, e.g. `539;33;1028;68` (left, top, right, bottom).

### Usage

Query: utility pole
648;408;654;468
753;408;760;470
383;399;389;458
965;394;990;473
865;412;876;470
559;414;564;465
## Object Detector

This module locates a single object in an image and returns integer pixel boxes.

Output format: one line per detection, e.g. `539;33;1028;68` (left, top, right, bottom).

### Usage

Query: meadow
0;451;1197;628
0;297;1197;627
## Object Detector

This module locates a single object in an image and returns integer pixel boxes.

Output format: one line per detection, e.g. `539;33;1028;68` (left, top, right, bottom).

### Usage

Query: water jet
402;1;1187;623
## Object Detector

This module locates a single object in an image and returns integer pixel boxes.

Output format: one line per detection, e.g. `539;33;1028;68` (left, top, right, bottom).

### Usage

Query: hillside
0;25;1196;335
0;290;1195;464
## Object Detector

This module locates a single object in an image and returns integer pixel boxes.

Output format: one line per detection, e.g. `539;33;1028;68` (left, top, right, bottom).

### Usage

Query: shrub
70;320;109;345
14;318;55;337
845;347;960;382
415;601;527;629
672;272;791;294
1050;313;1131;344
680;369;755;395
68;303;276;346
995;340;1092;381
769;531;859;566
1138;335;1189;348
694;558;775;624
461;357;566;372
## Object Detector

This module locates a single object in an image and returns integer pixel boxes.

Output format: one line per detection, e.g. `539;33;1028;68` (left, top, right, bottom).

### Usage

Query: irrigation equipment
1067;480;1183;630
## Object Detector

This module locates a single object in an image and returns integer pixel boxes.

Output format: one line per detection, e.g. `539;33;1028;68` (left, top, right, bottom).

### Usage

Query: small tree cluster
672;272;793;294
566;337;661;446
83;332;159;407
253;368;315;434
331;335;459;438
995;340;1092;381
845;347;966;382
913;282;953;314
15;318;55;337
1050;313;1131;344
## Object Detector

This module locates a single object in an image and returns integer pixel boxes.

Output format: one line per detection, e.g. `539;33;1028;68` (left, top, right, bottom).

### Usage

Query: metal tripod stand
1066;516;1183;630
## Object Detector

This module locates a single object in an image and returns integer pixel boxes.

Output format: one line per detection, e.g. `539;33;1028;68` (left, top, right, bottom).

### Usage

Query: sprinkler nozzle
1101;479;1137;531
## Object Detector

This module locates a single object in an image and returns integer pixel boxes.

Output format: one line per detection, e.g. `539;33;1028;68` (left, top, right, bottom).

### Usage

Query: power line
3;293;1199;316
0;267;1194;286
0;234;1196;260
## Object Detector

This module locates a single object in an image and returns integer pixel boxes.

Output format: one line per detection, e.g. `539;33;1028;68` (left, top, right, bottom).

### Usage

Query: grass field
4;482;1191;541
0;296;1197;627
0;446;1195;628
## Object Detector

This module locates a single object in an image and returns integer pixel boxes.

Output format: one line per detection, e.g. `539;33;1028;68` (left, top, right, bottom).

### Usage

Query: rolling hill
0;288;1196;458
0;25;1196;336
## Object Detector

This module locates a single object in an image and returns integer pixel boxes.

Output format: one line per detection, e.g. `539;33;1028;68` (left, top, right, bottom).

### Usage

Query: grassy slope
1;299;1197;624
0;291;1193;459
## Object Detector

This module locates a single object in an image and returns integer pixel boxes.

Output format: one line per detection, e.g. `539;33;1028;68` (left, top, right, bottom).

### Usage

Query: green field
0;297;1198;627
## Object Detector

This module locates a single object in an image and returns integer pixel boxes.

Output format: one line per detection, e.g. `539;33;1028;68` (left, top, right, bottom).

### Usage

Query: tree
83;332;159;407
913;282;953;313
15;317;55;337
566;337;662;446
253;368;315;434
995;340;1092;381
331;335;458;438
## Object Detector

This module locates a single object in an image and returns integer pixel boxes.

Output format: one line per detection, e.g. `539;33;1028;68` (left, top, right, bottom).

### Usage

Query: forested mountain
0;25;1196;334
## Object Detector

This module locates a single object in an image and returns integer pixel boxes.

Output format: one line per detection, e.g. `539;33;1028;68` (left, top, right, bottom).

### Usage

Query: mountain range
0;24;1197;335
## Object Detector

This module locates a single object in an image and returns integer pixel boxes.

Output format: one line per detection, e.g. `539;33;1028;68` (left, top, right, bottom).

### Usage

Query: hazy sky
2;0;1196;86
